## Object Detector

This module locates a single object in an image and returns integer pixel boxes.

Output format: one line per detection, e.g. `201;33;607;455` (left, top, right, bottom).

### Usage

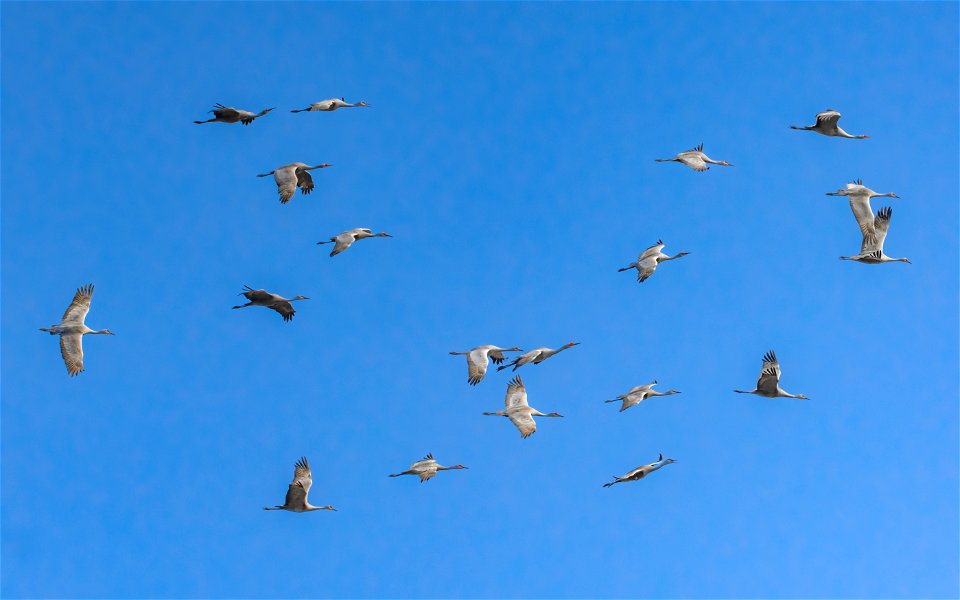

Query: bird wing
270;301;295;322
862;207;892;254
487;349;507;365
284;457;313;506
756;350;781;395
847;195;877;239
60;333;84;376
62;284;94;324
243;289;276;303
508;410;537;438
626;384;653;395
816;110;841;126
505;375;528;408
330;232;356;256
466;348;490;385
636;256;658;283
622;465;649;481
274;167;298;204
638;241;665;261
410;455;437;470
213;106;241;120
296;168;315;195
677;153;708;171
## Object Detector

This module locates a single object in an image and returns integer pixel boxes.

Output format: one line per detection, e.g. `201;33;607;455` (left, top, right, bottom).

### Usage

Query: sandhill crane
264;457;336;512
826;180;908;264
389;453;467;483
194;103;274;125
790;109;867;138
449;345;522;385
232;285;308;322
483;375;563;439
257;162;331;204
603;454;676;487
291;98;369;112
618;240;689;283
497;342;580;372
735;350;810;399
655;143;732;171
605;381;680;412
839;206;910;264
39;284;114;377
317;228;392;257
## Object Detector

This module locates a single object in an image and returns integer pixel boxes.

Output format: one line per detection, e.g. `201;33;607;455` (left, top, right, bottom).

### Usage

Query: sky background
2;2;958;598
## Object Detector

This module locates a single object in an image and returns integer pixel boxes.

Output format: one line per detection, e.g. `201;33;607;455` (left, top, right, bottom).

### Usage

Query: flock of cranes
39;105;909;507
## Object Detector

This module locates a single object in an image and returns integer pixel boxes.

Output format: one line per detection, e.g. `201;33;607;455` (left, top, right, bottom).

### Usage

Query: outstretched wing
60;334;84;376
466;348;490;385
284;457;313;506
815;110;841;126
270;301;295;322
62;284;94;324
756;350;781;395
505;375;528;408
636;256;658;283
677;154;708;171
862;207;892;254
213;106;241;120
488;349;507;365
847;195;877;239
274;167;298;204
296;168;315;195
509;411;537;438
330;232;355;256
638;240;664;261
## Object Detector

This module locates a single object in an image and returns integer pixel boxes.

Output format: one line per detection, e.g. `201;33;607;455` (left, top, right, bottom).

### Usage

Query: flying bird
317;228;392;257
232;285;308;322
291;98;369;112
264;457;336;512
39;284;114;376
482;375;563;439
826;180;908;264
790;109;867;138
735;351;810;399
388;453;467;483
449;345;522;385
194;103;274;125
603;454;676;487
655;143;732;171
257;162;331;204
497;342;580;372
618;240;689;283
605;381;680;412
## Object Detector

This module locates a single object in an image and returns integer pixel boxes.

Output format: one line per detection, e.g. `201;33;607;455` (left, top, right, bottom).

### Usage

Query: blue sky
2;2;957;598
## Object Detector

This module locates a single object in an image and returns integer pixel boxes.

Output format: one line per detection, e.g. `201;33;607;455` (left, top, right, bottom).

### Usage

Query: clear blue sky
2;2;957;598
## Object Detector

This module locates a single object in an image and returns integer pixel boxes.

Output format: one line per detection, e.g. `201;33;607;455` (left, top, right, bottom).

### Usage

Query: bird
291;98;369;112
618;240;689;283
826;180;908;264
482;375;563;439
39;284;114;376
388;453;467;483
790;109;867;138
232;285;308;322
317;228;392;257
497;342;580;372
194;103;274;125
449;345;522;385
603;454;676;487
264;457;336;512
735;350;810;399
257;162;331;204
605;381;680;412
655;143;732;171
838;206;910;264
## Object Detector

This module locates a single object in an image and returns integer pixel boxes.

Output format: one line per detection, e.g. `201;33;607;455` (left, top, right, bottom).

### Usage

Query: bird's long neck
92;329;111;334
777;387;802;399
649;389;678;397
661;253;684;261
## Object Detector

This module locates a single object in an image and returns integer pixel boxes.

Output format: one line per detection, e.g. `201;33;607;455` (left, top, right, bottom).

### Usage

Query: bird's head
676;252;690;258
663;457;677;465
899;258;912;264
293;295;309;301
322;505;337;511
506;347;522;352
796;394;810;400
376;232;393;238
100;329;116;335
356;101;369;107
566;342;580;348
452;464;468;470
718;161;733;166
548;412;563;417
314;163;332;170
